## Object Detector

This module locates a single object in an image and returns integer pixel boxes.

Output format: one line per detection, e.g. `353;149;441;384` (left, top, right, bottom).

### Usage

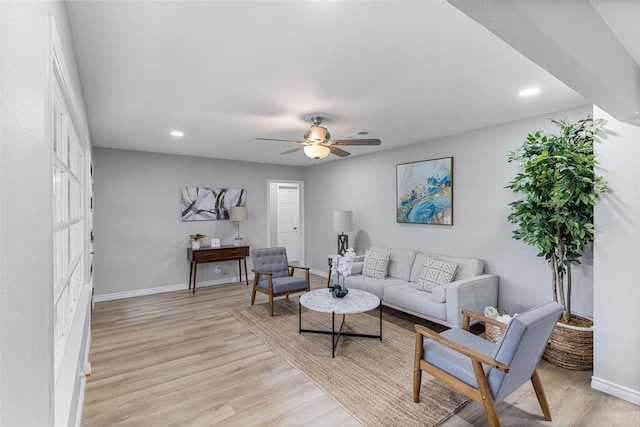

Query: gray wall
593;107;640;402
305;106;594;317
93;148;304;296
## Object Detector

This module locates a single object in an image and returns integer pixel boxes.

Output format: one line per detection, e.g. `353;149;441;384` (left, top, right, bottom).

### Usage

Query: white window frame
52;77;88;375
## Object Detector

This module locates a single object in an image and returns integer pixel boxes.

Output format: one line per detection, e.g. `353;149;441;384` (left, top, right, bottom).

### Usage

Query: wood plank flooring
83;274;639;426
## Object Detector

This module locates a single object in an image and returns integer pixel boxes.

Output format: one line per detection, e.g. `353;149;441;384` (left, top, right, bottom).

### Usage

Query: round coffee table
299;288;382;357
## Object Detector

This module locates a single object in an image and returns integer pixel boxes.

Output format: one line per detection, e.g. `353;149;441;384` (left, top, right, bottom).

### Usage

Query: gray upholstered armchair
414;301;563;427
251;247;310;316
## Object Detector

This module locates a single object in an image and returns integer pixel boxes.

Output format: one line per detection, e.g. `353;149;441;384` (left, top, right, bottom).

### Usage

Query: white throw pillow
416;256;458;292
362;249;390;280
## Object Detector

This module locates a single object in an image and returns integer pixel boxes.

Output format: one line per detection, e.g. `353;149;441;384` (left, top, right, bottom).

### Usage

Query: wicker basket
485;308;509;344
542;315;593;370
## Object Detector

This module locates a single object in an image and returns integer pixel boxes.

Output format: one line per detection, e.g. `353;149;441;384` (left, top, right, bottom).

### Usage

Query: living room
1;1;639;426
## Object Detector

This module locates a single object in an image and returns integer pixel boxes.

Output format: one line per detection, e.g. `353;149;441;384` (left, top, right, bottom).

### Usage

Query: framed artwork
396;157;453;225
181;187;246;221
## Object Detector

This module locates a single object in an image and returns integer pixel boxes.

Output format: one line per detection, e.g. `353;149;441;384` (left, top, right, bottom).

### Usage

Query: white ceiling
66;1;633;166
592;1;640;68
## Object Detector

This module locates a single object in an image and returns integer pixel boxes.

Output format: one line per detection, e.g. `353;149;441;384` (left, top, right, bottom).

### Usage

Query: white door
276;184;300;262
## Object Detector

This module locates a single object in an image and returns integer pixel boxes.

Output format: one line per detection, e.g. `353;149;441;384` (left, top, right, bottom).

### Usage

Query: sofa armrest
443;274;499;327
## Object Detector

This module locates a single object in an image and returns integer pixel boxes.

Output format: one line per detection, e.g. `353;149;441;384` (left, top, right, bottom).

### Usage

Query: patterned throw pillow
416;256;458;292
362;249;390;280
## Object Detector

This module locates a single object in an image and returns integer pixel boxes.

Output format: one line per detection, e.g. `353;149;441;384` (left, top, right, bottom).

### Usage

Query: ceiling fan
255;116;381;159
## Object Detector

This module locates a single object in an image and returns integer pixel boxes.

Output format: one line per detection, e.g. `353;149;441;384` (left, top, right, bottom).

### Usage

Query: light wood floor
83;274;639;426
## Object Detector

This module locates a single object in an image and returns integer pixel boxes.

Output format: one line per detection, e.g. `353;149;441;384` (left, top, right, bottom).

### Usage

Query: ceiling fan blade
328;145;351;157
330;138;381;146
280;146;305;155
255;137;303;143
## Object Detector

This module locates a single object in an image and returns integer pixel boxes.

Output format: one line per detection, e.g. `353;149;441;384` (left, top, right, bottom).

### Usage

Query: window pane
53;165;63;224
54;229;65;287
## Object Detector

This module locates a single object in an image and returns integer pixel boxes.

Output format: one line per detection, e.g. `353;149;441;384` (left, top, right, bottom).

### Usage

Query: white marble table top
299;288;380;315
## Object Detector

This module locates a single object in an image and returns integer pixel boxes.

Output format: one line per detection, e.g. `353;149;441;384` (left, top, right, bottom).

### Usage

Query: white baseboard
93;275;249;302
592;376;640;405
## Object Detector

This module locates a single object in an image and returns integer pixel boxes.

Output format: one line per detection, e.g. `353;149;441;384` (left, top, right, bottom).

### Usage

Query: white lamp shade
333;210;354;232
304;144;330;159
229;206;248;221
309;125;328;142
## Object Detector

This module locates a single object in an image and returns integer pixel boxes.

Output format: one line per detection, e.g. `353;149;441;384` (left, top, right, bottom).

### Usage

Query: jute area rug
231;298;470;427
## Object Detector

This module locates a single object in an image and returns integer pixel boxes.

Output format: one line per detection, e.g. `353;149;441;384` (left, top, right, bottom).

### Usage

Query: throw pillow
362;249;390;280
416;256;458;292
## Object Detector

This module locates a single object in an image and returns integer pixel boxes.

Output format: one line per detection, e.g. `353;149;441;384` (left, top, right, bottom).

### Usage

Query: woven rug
231;298;470;427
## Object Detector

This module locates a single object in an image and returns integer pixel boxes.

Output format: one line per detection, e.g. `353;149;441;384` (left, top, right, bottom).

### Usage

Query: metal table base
299;301;383;358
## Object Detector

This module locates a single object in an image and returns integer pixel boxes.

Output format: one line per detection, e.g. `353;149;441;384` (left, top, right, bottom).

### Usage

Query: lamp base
337;233;348;256
234;237;245;246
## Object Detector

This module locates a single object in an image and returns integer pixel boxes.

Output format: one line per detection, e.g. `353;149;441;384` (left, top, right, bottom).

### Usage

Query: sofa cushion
343;275;407;300
416;256;458;292
410;252;484;282
383;283;447;321
363;249;391;280
431;286;447;303
388;248;417;281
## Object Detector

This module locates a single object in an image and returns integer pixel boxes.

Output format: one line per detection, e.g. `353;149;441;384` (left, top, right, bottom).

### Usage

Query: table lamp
333;210;353;255
230;206;248;246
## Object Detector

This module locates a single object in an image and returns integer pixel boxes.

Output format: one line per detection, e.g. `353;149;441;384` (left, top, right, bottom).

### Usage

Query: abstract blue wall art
397;157;453;225
181;187;246;221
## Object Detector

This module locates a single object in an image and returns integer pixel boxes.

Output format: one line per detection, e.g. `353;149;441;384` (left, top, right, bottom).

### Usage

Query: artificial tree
506;115;606;324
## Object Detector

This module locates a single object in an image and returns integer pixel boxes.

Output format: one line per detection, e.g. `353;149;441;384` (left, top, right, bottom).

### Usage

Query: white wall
0;1;91;425
93;148;304;297
592;106;640;404
305;106;595;316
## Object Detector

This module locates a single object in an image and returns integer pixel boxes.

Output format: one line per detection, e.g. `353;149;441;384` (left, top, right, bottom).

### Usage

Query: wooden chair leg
269;295;274;316
531;369;552;421
251;287;257;305
472;360;501;427
413;367;422;402
413;331;423;402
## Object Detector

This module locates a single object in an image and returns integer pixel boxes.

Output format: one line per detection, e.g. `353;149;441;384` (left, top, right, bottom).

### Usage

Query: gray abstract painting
181;187;246;221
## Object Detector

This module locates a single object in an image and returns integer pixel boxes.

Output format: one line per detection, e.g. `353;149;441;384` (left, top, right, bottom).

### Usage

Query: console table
187;245;250;293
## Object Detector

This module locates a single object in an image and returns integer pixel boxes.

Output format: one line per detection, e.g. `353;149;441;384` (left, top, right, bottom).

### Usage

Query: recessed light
170;130;184;137
519;88;540;97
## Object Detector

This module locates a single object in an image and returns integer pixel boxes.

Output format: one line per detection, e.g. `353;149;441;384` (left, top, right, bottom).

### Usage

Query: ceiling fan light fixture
305;125;329;143
304;144;330;160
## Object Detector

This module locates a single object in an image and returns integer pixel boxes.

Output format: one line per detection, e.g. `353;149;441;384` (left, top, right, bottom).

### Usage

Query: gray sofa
342;246;498;327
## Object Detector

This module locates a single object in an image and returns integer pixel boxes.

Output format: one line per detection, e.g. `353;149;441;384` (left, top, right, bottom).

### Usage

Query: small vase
191;240;201;249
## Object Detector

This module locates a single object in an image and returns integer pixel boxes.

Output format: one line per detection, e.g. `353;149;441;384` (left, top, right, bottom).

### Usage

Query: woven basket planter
542;316;593;371
485;308;509;344
486;323;506;344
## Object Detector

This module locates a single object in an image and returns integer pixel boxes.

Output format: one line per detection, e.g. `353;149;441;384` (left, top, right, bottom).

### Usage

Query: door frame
267;179;305;265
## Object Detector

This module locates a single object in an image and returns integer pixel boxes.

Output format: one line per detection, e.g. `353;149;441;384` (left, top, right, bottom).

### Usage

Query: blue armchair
414;301;563;427
251;247;310;316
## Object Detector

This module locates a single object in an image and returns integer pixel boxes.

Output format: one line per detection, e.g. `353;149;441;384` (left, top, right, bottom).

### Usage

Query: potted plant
506;115;605;370
189;233;207;249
